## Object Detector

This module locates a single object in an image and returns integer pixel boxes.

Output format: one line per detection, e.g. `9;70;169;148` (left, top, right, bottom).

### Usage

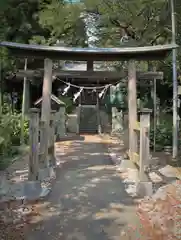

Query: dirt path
25;135;139;240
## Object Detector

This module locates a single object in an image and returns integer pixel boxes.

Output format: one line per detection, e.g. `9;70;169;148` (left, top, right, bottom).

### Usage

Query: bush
0;113;29;158
150;114;172;151
58;95;75;114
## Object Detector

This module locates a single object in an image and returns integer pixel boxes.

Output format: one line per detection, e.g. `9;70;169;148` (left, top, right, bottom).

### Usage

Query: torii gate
0;41;177;199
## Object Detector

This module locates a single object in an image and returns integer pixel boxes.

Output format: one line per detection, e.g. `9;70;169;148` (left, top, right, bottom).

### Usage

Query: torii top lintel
0;41;178;61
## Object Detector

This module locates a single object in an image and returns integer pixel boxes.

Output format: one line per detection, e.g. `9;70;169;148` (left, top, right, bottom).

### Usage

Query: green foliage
83;0;170;47
81;0;181;106
36;0;87;46
0;0;86;47
150;114;173;151
104;83;127;112
58;95;75;114
0;113;29;158
0;0;42;43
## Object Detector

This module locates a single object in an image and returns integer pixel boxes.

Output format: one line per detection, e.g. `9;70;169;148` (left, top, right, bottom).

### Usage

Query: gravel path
26;135;139;240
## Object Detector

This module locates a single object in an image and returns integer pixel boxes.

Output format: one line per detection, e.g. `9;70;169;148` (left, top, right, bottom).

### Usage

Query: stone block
117;160;136;172
0;180;51;202
23;181;51;200
23;181;42;200
38;167;56;181
136;181;153;197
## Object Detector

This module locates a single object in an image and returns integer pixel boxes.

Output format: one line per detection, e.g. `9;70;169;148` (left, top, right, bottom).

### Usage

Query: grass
0;145;29;170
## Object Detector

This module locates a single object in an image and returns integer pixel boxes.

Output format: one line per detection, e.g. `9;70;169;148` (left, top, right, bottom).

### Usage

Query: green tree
82;0;181;110
82;0;172;47
36;0;87;46
0;0;45;43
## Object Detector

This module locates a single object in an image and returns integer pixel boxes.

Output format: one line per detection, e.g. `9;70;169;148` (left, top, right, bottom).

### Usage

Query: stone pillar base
49;162;57;168
0;180;51;203
38;166;56;181
136;181;153;197
109;152;122;165
49;156;57;168
23;181;50;201
117;159;135;172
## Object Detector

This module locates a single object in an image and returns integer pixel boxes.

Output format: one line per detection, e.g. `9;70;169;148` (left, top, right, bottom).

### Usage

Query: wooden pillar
139;109;152;181
128;60;138;161
28;108;40;181
96;80;101;134
87;60;93;71
96;90;101;134
150;64;157;152
21;58;30;145
48;110;56;167
39;58;53;169
77;93;81;135
153;78;157;152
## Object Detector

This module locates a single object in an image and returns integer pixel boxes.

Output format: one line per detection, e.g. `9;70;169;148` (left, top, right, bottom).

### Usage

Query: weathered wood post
136;108;152;197
128;60;138;161
39;58;53;180
24;109;50;201
96;88;102;134
139;108;152;181
48;110;56;167
87;60;93;71
110;85;117;134
28;108;40;180
21;58;30;145
77;100;81;135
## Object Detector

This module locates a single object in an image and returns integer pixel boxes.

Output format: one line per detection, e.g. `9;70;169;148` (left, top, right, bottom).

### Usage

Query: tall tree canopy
34;0;87;46
0;0;87;46
82;0;178;47
0;0;87;71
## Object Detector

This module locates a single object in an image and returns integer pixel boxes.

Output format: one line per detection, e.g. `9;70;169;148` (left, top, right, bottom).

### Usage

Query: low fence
129;108;152;180
28;108;56;181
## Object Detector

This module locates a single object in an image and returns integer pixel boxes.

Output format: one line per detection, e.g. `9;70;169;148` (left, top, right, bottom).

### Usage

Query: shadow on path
27;135;139;240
